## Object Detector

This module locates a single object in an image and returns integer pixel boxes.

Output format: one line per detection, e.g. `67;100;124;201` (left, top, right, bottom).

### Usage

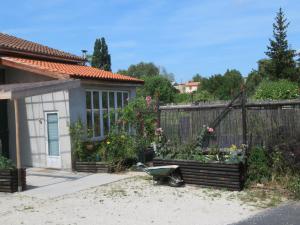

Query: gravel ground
0;175;276;225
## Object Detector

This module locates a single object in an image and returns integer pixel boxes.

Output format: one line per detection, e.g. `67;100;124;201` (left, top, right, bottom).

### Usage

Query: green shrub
246;147;271;185
254;79;299;100
174;91;213;103
287;175;300;199
0;155;15;169
98;130;137;171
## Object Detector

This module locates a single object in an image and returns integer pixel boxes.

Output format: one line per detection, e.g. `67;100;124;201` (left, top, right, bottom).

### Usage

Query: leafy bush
120;96;157;156
287;175;300;199
0;155;15;169
98;130;137;171
137;75;177;103
254;79;299;100
246;147;271;185
174;91;213;103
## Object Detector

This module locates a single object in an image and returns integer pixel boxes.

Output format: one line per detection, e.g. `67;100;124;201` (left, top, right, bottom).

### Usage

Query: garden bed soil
153;158;245;191
0;168;26;193
75;162;110;173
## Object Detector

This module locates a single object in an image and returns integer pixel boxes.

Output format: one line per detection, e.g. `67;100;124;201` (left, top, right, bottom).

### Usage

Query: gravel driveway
0;174;264;225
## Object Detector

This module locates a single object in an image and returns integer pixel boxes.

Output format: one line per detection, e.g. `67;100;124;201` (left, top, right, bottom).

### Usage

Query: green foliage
265;8;297;81
254;79;299;100
174;91;213;103
0;155;15;169
155;128;245;164
138;75;177;103
118;62;160;78
246;147;271;185
98;130;136;171
201;69;244;100
69;119;86;161
192;74;205;82
91;37;111;71
121;96;157;143
287;175;300;199
245;70;263;96
69;119;99;162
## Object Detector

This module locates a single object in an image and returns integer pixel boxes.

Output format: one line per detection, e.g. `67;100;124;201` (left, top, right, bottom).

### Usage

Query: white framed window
86;90;129;138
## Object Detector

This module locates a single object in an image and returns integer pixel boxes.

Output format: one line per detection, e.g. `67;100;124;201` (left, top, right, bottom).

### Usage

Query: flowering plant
98;129;136;171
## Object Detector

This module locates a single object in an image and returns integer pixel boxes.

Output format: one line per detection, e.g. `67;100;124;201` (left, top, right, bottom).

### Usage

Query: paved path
21;168;135;199
232;202;300;225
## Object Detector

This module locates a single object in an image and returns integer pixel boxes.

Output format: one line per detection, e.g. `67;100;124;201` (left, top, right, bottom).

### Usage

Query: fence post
241;87;247;146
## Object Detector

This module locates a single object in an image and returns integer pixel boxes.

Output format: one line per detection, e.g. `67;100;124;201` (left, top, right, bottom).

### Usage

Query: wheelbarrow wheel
168;171;183;187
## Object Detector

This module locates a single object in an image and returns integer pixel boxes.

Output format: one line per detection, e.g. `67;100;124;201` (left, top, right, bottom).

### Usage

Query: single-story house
0;33;143;170
174;81;200;93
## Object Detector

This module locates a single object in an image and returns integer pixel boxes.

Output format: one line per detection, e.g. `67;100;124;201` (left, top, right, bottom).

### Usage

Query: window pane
102;92;108;109
93;92;99;109
94;110;100;137
117;92;122;108
109;92;115;108
86;92;91;109
123;92;129;106
86;110;92;131
47;113;59;156
103;111;109;135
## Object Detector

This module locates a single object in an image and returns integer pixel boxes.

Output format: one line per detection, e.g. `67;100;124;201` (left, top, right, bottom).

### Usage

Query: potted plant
0;155;26;192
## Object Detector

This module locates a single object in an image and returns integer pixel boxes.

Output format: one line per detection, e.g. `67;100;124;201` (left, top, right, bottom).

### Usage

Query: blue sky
1;0;300;82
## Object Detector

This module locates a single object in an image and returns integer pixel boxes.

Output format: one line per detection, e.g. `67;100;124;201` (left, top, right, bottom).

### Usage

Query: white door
45;112;61;168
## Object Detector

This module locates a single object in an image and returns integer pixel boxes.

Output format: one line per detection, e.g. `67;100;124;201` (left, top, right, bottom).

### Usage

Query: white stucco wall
8;91;72;169
6;68;72;169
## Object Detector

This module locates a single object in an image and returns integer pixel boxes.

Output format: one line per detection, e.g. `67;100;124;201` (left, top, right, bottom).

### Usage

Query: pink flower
207;127;214;133
146;96;152;107
155;127;163;135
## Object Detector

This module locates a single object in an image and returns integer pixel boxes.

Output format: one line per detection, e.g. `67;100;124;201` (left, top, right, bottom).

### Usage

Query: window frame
85;89;129;139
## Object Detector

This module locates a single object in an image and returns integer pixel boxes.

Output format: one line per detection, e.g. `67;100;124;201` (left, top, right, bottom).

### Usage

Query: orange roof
0;57;144;84
0;33;84;63
185;82;199;86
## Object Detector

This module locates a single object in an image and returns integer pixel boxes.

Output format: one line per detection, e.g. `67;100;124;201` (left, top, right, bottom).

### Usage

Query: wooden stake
14;99;22;192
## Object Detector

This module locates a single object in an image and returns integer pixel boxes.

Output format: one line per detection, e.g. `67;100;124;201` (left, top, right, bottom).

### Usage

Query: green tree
265;8;297;81
245;70;263;96
201;74;223;96
91;37;111;71
138;75;177;103
201;70;244;100
118;62;159;78
192;74;205;82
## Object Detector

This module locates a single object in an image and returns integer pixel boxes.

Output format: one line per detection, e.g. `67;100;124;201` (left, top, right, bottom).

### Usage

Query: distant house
174;81;200;93
0;33;143;170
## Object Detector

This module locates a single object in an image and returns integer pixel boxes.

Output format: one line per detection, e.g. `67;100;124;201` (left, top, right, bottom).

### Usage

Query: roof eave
0;57;70;80
0;47;85;64
71;75;144;86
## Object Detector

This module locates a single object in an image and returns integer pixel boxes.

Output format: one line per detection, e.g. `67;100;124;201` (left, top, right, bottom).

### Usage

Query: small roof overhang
0;79;80;100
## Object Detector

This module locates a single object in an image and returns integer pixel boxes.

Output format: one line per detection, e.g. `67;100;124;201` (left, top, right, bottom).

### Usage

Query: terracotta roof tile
1;57;144;84
0;33;84;62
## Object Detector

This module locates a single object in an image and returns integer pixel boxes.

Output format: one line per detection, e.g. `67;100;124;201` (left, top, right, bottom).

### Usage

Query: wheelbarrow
137;162;184;187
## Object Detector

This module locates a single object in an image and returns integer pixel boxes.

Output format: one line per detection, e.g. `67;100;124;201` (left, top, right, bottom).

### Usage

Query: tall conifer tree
265;8;296;81
91;37;111;71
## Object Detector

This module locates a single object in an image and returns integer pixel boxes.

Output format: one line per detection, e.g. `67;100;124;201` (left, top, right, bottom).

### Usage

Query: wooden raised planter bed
75;162;109;173
0;168;26;193
153;158;245;191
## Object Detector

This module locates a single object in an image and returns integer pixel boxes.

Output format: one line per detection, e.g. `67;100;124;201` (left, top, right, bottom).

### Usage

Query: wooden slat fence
159;99;300;147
